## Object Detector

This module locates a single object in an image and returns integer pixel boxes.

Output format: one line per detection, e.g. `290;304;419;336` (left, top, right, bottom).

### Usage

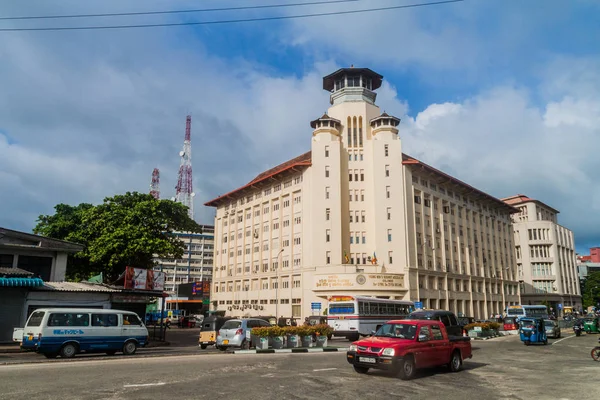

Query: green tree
34;192;201;282
582;271;600;308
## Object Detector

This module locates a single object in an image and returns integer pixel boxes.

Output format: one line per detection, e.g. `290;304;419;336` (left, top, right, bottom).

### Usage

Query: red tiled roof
204;152;311;206
206;151;517;213
401;155;518;213
500;194;560;214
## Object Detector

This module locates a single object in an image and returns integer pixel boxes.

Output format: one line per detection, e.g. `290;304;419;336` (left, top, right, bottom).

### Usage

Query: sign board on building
311;302;322;310
414;301;423;310
314;273;404;291
124;267;166;291
558;303;563;310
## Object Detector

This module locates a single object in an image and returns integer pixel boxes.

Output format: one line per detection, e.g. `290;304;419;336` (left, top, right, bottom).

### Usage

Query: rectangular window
325;166;330;178
386;186;390;198
325;146;329;157
360;170;364;181
325;187;330;199
350;214;353;223
384;144;389;157
326;229;331;242
388;251;393;264
361;211;365;223
326;251;331;265
387;229;392;242
349;173;353;181
385;165;390;177
361;190;364;201
387;207;391;220
362;233;366;244
326;208;330;220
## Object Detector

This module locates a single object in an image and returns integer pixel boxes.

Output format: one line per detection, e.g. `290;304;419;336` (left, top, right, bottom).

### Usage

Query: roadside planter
464;322;501;339
251;327;270;350
315;335;328;348
313;324;334;348
285;327;300;349
269;326;285;349
301;335;313;348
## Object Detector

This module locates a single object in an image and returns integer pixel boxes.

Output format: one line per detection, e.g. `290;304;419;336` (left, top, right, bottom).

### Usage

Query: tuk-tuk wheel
543;339;548;345
524;341;530;346
200;344;207;349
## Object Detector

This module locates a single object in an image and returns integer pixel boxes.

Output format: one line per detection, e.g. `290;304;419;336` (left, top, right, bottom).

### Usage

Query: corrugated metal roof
0;267;35;277
41;282;120;293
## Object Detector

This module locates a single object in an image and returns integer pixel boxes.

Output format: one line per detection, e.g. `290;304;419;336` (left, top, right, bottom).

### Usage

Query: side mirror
418;334;429;342
370;330;376;336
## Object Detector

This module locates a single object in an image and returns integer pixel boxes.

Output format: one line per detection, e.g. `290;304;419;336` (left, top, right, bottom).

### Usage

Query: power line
0;0;364;21
0;0;464;32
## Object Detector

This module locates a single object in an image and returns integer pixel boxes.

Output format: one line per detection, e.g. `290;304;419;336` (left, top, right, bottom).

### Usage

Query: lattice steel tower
150;168;160;199
175;115;195;220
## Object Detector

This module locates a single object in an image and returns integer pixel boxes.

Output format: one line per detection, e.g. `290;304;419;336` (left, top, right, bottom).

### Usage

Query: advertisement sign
124;267;166;291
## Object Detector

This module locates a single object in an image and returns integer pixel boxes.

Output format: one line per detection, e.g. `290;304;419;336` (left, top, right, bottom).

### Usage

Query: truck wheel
398;356;416;380
200;344;208;349
449;351;462;372
353;366;369;374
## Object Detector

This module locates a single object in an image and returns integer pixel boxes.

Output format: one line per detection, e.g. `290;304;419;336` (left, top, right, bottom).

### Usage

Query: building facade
205;67;520;321
153;226;214;294
502;194;582;313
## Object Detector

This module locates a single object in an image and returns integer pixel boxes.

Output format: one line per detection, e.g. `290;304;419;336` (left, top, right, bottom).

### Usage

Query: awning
0;277;44;287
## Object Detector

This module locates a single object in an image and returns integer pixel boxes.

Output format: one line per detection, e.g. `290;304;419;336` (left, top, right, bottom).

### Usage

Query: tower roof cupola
310;113;341;136
322;67;383;106
370;112;401;136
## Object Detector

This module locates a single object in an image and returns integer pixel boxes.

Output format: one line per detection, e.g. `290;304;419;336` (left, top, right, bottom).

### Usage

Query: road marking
313;367;337;372
123;382;166;388
552;335;576;345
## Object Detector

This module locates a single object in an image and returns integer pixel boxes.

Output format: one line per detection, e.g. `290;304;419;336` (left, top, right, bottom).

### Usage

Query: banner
124;267;166;291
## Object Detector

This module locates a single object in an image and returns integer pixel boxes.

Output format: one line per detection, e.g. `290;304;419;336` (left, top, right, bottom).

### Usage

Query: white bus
506;305;548;320
327;296;415;341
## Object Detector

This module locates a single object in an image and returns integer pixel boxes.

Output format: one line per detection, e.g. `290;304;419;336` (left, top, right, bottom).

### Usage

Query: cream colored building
502;195;581;313
153;226;215;294
205;67;520;320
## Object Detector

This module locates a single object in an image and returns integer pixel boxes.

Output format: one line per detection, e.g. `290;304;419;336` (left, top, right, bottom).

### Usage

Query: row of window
224;177;303;211
215;276;302;293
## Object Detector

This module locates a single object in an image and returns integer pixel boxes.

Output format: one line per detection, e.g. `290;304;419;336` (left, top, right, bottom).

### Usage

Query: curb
0;347;23;354
234;347;348;354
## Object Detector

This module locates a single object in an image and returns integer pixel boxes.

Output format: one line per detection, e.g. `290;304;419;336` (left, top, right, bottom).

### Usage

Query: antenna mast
175;115;195;220
150;168;160;199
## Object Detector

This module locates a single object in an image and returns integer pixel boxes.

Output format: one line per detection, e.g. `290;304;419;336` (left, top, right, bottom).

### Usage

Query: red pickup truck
346;319;472;380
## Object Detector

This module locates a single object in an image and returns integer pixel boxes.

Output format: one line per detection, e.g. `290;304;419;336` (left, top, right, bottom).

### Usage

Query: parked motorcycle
591;338;600;362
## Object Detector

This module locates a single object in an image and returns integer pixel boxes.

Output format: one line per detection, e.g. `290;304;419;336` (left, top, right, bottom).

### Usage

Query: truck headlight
382;348;395;356
348;344;357;352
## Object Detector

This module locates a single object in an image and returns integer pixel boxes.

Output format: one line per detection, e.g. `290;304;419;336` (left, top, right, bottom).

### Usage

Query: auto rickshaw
198;315;233;349
503;317;518;331
519;317;548;346
583;316;600;334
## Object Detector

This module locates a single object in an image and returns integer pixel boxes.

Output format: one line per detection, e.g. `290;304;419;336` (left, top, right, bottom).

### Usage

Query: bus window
358;302;367;315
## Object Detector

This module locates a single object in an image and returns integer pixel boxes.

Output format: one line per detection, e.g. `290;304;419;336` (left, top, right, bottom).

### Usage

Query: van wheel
44;352;58;359
60;343;78;358
398;356;416;380
123;340;138;355
106;351;117;356
449;351;462;372
200;344;208;349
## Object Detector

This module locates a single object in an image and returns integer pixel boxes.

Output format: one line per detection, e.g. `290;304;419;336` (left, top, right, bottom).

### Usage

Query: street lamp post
275;249;284;319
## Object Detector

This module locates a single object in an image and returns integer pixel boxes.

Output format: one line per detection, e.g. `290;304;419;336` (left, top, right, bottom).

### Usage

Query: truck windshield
375;323;418;340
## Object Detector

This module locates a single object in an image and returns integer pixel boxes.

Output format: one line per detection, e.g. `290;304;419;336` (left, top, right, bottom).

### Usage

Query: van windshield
26;311;45;327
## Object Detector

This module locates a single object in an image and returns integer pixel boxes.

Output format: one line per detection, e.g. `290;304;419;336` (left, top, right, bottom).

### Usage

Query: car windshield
221;320;242;330
375;323;418;340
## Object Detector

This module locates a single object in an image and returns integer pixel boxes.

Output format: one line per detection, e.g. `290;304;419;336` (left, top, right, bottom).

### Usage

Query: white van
20;308;149;359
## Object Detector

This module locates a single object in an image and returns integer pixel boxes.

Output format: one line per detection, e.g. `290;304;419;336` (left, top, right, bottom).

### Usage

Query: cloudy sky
0;0;598;253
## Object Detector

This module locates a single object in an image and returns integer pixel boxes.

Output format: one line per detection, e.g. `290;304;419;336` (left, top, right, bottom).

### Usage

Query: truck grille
369;347;382;353
358;346;368;351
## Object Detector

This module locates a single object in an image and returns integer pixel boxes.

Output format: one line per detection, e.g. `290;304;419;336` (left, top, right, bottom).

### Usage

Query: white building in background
205;67;520;321
153;226;214;294
502;194;581;313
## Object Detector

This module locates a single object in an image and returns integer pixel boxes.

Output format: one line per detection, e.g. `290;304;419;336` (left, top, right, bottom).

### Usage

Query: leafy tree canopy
34;192;201;282
582;271;600;308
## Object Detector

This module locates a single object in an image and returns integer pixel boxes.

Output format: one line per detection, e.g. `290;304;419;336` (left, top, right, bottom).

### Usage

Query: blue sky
0;0;599;253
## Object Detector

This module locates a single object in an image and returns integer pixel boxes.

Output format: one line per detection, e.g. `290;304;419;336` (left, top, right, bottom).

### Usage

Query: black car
407;310;463;337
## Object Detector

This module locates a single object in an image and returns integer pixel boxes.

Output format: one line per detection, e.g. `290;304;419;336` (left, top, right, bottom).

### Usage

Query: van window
92;314;118;327
123;314;142;326
48;313;90;327
26;311;45;327
440;315;451;327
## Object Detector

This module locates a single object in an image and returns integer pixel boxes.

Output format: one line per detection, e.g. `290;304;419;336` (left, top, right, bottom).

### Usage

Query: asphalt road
1;333;598;400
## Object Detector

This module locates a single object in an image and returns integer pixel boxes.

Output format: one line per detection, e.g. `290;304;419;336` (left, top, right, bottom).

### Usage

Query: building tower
175;115;195;220
150;168;160;199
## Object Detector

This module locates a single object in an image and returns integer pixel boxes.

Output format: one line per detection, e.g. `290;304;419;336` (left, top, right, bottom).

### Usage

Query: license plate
359;357;376;364
223;340;229;345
